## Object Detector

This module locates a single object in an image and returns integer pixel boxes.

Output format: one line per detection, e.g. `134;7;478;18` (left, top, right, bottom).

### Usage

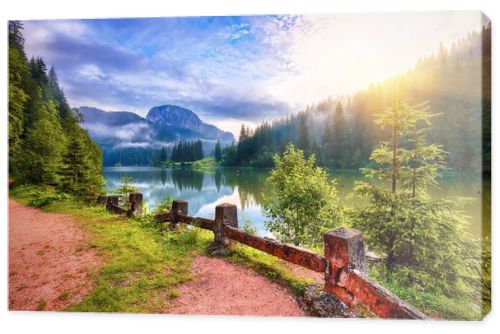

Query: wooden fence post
106;195;120;209
214;203;238;245
323;227;367;306
206;203;238;254
97;195;108;205
128;192;143;217
170;199;188;228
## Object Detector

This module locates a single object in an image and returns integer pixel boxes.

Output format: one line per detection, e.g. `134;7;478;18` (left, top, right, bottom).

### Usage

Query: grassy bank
9;185;313;313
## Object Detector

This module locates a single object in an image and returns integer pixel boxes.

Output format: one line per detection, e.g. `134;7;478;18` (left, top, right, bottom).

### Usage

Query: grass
9;185;311;313
160;156;218;170
57;290;71;302
36;299;47;311
368;264;483;320
226;243;313;296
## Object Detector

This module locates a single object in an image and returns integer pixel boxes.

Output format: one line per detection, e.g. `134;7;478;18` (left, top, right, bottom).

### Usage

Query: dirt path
8;199;99;311
9;199;307;315
166;256;306;316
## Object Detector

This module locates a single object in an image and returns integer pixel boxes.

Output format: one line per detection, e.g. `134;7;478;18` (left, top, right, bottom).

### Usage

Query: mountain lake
103;167;487;239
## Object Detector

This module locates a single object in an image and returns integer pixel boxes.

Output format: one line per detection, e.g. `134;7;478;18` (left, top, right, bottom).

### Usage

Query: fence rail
99;194;427;319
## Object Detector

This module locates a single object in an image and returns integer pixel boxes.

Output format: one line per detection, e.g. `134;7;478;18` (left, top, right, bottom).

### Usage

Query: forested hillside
224;23;491;174
8;21;104;200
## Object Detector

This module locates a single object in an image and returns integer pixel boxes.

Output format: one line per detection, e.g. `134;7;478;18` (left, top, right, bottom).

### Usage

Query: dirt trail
8;199;99;311
9;199;307;316
166;256;306;316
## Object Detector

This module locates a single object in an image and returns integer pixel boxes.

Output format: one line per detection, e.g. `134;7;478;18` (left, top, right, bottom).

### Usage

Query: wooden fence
99;194;427;319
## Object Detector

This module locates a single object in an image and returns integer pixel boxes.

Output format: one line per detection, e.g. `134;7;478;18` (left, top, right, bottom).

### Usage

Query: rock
299;284;356;318
205;242;231;257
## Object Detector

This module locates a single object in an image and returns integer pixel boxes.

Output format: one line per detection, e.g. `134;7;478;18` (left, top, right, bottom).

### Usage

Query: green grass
36;299;47;311
160;156;218;170
226;243;313;296
368;264;483;320
191;156;217;168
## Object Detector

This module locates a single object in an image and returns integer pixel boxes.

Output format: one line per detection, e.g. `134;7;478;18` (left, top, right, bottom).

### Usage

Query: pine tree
214;140;222;162
159;146;167;163
21;117;66;185
331;102;349;168
8;21;30;172
297;114;310;152
352;97;479;296
48;66;72;119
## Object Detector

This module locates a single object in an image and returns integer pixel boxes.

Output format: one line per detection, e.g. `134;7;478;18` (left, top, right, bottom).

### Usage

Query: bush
19;185;72;208
242;220;257;235
264;144;344;247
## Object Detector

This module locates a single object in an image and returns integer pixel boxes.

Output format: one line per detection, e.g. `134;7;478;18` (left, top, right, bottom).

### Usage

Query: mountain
146;105;234;142
79;105;235;166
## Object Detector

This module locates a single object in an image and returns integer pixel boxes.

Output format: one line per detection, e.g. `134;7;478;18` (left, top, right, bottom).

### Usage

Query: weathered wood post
127;192;143;217
207;203;238;255
170;199;188;228
323;227;427;319
106;195;120;209
97;195;108;205
323;227;366;307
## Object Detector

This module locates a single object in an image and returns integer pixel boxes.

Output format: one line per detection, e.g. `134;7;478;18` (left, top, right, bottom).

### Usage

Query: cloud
21;13;485;136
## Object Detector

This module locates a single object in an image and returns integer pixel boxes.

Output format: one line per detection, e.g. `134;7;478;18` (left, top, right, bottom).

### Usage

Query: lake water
103;167;485;238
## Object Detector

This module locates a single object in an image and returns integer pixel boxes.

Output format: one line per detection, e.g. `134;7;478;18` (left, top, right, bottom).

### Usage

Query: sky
22;12;484;137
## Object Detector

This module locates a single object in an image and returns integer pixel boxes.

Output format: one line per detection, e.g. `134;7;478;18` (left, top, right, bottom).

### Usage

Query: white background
0;0;498;333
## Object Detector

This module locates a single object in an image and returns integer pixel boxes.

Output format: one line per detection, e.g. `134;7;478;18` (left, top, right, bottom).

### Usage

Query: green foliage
28;190;72;208
153;194;174;215
60;123;105;202
222;122;274;167
8;45;30;169
351;97;482;299
368;263;482;320
322;102;350;168
20;118;67;186
264;144;344;246
171;140;203;162
8;21;104;200
297;113;310;152
214;140;222;162
241;220;257;235
112;176;139;205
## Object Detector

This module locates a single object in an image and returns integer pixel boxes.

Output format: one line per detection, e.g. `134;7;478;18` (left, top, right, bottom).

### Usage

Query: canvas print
8;11;491;320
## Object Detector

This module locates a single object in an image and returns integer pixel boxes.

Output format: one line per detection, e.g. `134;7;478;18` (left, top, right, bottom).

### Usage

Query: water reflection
103;167;483;238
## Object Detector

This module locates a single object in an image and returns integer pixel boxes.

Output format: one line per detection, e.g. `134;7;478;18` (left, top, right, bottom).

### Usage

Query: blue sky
22;12;484;136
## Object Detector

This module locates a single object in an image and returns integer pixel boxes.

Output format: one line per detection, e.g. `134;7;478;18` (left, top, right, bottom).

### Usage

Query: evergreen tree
214;140;222;162
159;146;167;163
331;102;349;168
8;21;30;172
113;175;139;205
21;117;66;186
47;66;72;119
59;124;104;201
351;97;479;296
297;114;310;153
